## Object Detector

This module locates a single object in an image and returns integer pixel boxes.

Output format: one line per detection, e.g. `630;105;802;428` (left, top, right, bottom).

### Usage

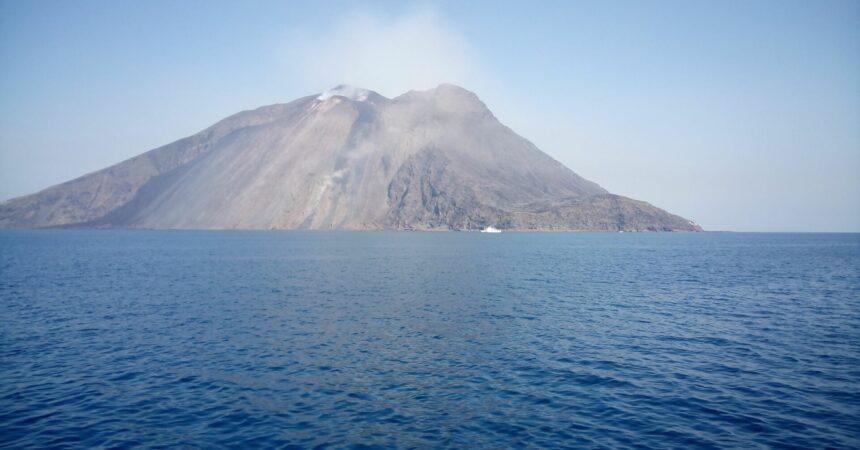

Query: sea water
1;230;858;448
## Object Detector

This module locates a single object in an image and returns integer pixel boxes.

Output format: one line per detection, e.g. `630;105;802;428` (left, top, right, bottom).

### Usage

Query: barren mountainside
0;84;700;231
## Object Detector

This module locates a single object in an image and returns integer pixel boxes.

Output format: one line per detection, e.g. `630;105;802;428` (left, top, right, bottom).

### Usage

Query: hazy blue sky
1;0;858;231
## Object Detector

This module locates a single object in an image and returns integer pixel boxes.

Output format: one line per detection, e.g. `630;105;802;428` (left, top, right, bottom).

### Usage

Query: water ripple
1;230;859;449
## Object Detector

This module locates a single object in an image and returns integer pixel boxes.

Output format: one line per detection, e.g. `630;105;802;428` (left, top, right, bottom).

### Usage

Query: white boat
481;226;501;233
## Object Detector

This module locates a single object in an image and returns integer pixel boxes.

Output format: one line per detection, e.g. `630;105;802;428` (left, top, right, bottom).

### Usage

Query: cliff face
0;84;701;231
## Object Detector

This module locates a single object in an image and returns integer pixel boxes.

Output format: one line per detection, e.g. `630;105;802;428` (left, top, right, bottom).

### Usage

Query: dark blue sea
1;231;858;449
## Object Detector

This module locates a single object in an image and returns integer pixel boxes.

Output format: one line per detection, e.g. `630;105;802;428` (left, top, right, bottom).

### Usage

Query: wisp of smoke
286;8;486;98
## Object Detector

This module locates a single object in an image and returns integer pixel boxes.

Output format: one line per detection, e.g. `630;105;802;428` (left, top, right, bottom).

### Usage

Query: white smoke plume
285;8;487;98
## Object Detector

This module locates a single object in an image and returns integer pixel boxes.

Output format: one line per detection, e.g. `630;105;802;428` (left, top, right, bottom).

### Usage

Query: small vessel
481;226;502;233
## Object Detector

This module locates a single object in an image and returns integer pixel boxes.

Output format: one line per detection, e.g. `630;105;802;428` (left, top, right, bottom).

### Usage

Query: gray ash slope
0;84;700;231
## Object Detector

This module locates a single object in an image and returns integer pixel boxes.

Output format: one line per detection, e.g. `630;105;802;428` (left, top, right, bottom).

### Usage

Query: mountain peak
316;83;478;104
316;85;384;102
394;83;477;99
433;83;473;94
